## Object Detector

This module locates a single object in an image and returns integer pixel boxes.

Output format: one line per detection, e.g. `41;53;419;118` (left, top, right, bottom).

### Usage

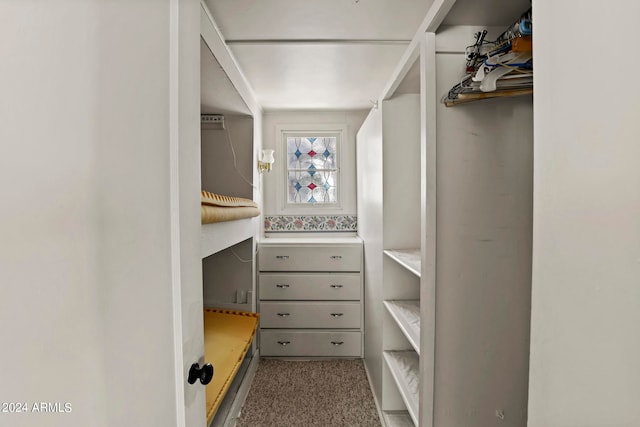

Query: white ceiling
226;43;409;110
204;0;433;110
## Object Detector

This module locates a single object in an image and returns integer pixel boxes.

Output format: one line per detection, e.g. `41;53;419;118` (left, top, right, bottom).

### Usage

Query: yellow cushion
203;308;259;424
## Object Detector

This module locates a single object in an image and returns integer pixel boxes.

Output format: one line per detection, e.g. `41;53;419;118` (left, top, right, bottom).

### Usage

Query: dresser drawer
259;273;361;301
258;245;361;272
260;302;361;329
260;330;362;357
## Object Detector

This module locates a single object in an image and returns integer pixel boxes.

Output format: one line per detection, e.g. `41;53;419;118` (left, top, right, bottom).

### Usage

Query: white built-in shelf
383;411;415;427
384;249;421;277
384;300;421;354
383;350;419;426
201;218;255;259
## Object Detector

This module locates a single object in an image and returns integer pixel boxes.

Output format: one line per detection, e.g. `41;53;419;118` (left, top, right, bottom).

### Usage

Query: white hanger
479;51;532;92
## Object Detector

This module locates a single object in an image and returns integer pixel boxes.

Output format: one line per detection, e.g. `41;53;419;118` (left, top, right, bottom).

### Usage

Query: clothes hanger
480;51;532;92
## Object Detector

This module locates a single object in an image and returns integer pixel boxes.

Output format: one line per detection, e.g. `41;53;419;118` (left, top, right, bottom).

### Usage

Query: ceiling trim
225;39;411;45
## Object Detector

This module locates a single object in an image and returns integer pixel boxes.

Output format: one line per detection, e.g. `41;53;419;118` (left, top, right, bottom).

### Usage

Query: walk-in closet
6;1;640;427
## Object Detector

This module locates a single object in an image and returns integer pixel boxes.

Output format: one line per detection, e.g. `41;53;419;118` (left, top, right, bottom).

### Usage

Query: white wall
201;115;255;200
0;4;107;425
262;110;368;217
0;2;183;426
529;1;640;426
382;95;421;250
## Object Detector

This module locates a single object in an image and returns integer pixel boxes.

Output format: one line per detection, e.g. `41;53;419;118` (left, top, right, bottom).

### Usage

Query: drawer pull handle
276;284;290;288
330;255;342;260
277;312;291;317
331;341;344;346
330;284;343;289
277;341;291;346
276;255;290;260
330;313;344;317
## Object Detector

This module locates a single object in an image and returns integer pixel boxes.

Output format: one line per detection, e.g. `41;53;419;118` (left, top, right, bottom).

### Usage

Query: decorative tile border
264;215;357;232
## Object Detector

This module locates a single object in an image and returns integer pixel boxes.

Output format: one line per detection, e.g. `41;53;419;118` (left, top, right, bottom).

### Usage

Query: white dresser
257;237;363;357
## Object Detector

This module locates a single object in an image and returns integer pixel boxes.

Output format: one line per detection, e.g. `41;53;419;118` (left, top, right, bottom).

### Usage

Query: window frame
277;126;344;211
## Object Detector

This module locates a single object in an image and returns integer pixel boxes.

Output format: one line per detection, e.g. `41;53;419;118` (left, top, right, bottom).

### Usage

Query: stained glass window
285;134;339;204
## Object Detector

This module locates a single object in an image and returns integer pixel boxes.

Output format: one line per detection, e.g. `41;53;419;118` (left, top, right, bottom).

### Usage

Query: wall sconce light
258;149;275;173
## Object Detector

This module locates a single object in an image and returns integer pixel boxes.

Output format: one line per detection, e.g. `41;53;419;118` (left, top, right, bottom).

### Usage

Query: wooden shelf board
444;88;533;107
383;350;420;425
384;300;421;354
383;410;415;427
384;249;421;277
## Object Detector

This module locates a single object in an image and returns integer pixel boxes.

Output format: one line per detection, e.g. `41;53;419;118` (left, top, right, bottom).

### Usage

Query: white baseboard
363;359;386;427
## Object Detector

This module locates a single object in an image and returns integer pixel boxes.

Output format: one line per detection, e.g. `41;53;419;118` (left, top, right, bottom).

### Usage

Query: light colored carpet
236;359;381;427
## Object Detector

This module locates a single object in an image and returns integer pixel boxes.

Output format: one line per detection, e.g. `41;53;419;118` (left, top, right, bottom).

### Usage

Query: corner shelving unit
381;77;422;426
358;0;533;426
385;251;421;427
356;53;423;426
